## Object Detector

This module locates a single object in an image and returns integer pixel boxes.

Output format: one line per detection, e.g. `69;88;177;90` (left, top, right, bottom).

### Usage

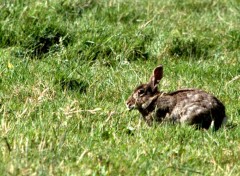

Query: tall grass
0;0;240;175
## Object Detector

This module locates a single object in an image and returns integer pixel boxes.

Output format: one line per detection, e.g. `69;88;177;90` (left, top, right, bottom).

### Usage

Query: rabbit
126;65;227;130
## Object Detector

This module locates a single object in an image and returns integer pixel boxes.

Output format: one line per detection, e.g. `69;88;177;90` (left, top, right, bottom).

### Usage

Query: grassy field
0;0;240;175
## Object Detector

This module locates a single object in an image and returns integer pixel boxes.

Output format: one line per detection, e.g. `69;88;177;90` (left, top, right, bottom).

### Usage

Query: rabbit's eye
146;86;153;93
138;89;145;96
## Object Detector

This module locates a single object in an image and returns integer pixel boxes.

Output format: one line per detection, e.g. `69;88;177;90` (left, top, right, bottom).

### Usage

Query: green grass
0;0;240;175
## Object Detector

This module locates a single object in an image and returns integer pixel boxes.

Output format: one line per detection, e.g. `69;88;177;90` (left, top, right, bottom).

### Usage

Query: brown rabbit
126;65;227;130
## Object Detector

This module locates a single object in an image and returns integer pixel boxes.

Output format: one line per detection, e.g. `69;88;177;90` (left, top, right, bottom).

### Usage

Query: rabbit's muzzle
126;98;136;110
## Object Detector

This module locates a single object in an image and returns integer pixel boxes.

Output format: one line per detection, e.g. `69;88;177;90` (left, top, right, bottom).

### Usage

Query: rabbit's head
126;65;163;111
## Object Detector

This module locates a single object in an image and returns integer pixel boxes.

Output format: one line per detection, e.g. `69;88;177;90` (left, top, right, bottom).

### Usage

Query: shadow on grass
225;121;238;130
24;26;72;58
59;78;89;94
166;37;214;59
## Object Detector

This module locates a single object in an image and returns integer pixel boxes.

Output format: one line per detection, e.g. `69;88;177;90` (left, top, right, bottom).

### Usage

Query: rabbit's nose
126;101;135;111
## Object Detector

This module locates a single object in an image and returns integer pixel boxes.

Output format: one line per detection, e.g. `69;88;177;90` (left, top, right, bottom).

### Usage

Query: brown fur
126;65;227;131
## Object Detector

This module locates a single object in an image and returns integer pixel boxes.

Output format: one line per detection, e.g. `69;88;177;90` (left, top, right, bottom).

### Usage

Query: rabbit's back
166;89;226;129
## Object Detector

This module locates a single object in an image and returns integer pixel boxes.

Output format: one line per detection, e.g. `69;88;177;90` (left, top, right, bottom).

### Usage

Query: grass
0;0;240;175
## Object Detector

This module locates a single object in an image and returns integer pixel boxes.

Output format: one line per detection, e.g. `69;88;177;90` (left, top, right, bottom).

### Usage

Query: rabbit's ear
150;65;163;90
